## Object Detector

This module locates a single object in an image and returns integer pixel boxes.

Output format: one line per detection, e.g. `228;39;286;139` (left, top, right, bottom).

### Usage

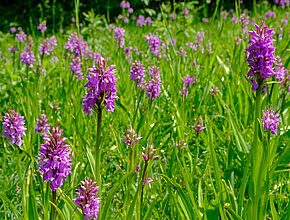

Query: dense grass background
0;0;289;219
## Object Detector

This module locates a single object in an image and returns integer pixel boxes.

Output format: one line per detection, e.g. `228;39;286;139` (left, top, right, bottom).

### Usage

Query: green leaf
100;171;134;220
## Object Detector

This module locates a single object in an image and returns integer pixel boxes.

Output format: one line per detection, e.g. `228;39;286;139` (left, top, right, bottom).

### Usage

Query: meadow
0;0;289;219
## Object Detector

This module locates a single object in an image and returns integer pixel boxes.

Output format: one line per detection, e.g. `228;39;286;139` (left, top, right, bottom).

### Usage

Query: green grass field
0;1;289;219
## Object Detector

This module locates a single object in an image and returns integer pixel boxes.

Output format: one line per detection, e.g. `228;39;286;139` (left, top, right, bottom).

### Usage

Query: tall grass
0;1;289;219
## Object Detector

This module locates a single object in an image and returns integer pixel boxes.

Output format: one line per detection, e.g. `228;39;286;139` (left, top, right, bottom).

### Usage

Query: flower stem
95;106;102;183
250;86;262;219
50;190;56;220
140;162;148;219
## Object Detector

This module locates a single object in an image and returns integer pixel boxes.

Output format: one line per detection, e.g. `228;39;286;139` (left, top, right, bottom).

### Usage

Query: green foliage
0;1;289;219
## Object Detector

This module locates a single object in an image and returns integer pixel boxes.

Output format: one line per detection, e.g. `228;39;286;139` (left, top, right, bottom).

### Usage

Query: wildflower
10;27;16;33
265;11;276;20
37;21;47;33
120;0;126;8
261;108;280;135
130;60;145;88
136;15;145;26
191;116;206;134
182;75;196;87
231;16;238;23
278;27;283;40
35;114;50;137
202;18;209;23
114;27;125;48
16;31;27;43
182;8;189;15
180;75;195;97
120;1;130;9
145;33;162;58
245;20;277;91
176;139;187;149
9;46;18;54
82;55;118;114
128;8;133;14
210;86;220;96
235;38;242;45
134;163;141;173
20;50;35;68
65;33;89;58
69;57;83;80
108;24;115;32
240;13;250;37
39;36;57;55
73;177;101;220
134;46;139;55
221;11;229;20
2;108;27;147
146;17;152;26
122;127;142;148
123;17;129;24
37;126;72;191
72;17;76;23
170;12;177;20
177;46;187;57
136;176;153;188
124;46;130;55
117;14;123;20
138;142;159;162
281;19;288;25
146;66;162;100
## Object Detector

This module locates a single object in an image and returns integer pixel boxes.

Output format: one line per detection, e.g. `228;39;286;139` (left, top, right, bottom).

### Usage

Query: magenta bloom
170;12;177;20
39;36;57;55
177;46;187;57
128;8;133;14
114;27;125;48
35;114;50;137
10;27;16;33
123;17;129;23
146;17;152;25
146;33;162;58
16;31;27;43
136;176;153;188
20;50;35;68
246;20;277;91
182;75;196;88
136;15;145;26
65;33;89;58
138;143;160;162
37;21;47;33
73;177;101;220
82;55;118;114
240;13;249;37
180;75;195;97
182;8;189;15
69;57;83;80
122;127;142;148
210;86;220;96
2;108;27;147
37;126;72;191
191;116;206;134
146;66;162;100
9;46;18;54
261;108;280;135
231;16;238;23
130;60;146;88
